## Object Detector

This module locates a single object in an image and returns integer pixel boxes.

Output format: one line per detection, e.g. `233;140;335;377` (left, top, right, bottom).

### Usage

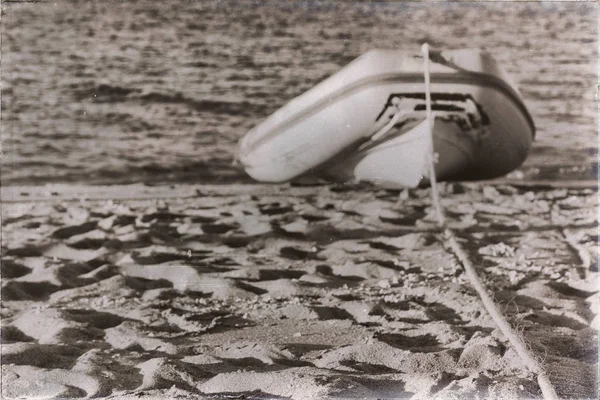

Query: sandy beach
2;181;598;399
2;1;598;398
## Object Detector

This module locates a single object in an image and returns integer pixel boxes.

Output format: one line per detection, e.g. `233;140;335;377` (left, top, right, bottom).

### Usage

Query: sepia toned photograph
1;0;598;398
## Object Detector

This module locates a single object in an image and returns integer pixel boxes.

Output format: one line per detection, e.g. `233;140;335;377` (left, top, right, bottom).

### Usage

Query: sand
2;182;597;399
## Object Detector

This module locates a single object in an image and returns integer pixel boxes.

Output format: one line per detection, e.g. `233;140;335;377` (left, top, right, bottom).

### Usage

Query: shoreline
2;179;597;203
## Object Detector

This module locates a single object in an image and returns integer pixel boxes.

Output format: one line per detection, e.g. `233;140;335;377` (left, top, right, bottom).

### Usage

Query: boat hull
321;118;474;188
238;49;534;185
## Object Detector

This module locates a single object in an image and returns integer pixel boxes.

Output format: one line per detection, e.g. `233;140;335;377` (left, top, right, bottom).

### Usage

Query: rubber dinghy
238;48;535;187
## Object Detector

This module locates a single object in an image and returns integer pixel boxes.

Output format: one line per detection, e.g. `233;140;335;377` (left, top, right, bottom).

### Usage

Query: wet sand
2;182;598;399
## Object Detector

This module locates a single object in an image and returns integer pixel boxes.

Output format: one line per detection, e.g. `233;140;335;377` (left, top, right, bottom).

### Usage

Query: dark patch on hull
375;92;491;128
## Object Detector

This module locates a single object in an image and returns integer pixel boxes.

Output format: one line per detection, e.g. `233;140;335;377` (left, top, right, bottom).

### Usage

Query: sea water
2;1;597;185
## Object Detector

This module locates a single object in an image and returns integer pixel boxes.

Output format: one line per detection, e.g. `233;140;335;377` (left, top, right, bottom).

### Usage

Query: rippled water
2;1;597;185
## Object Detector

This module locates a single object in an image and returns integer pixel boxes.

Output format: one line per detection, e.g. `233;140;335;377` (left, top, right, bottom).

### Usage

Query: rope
370;100;409;142
421;44;446;226
562;228;592;280
444;230;558;399
419;43;559;400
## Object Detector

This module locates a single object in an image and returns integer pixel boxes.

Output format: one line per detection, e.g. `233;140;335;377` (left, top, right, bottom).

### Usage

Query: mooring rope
422;44;446;227
562;228;592;280
370;100;409;143
420;43;559;400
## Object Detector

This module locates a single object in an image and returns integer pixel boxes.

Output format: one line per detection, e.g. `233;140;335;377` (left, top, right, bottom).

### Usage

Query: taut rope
420;43;559;400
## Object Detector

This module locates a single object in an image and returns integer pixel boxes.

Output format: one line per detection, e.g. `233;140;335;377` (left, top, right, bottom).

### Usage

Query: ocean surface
2;0;597;186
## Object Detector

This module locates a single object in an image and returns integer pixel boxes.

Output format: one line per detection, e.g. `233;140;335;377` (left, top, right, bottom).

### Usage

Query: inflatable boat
238;48;535;187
